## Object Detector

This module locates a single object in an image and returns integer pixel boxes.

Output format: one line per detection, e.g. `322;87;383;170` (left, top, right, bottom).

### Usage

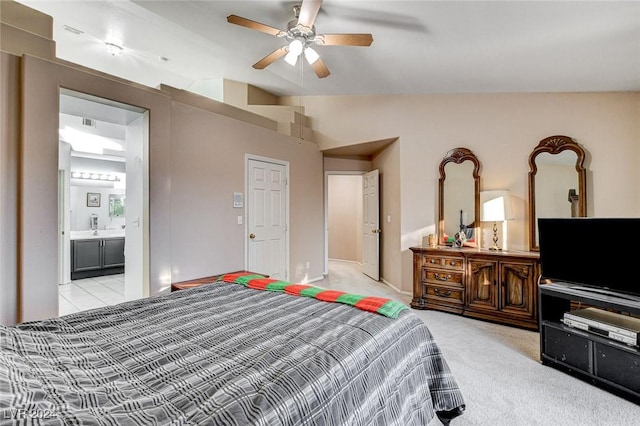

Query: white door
362;170;380;280
57;170;66;284
247;158;288;280
124;112;149;301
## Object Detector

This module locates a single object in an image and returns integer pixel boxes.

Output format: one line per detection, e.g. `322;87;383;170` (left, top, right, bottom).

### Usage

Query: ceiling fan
227;0;373;79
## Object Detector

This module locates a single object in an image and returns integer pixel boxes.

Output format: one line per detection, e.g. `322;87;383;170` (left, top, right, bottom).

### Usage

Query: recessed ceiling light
105;42;123;56
62;25;83;35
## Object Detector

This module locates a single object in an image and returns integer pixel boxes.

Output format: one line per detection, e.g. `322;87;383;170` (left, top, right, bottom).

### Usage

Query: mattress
0;280;465;425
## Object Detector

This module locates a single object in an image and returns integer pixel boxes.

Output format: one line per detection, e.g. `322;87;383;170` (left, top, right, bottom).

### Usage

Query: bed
1;273;465;425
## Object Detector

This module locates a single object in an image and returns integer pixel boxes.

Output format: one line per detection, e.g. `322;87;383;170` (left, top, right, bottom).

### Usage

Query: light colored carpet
316;260;639;425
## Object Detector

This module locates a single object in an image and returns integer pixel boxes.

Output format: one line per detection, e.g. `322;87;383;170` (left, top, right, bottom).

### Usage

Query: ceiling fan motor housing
286;19;317;47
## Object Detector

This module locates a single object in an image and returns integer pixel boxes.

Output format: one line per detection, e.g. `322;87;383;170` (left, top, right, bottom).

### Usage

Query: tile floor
58;273;126;316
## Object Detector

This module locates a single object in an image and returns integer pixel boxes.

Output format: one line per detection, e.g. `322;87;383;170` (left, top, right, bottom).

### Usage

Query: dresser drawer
423;255;465;271
422;267;464;286
425;284;465;305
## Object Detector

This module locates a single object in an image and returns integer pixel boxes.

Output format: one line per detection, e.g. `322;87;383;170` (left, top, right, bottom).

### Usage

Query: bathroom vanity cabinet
71;237;125;280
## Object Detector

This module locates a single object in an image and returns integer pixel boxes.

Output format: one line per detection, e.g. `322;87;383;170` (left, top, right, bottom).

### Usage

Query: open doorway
325;173;364;273
57;89;149;315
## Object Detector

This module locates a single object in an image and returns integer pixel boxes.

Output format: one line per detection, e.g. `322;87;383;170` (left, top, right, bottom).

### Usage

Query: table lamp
481;190;513;250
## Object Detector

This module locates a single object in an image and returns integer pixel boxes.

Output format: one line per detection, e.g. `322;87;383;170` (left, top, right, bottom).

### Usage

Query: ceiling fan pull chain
299;57;304;143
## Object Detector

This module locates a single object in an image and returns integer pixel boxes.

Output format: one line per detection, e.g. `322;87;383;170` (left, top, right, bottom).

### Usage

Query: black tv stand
539;281;640;404
567;285;640;303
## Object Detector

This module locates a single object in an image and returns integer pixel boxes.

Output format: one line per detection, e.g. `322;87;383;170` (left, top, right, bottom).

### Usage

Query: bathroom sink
70;230;125;240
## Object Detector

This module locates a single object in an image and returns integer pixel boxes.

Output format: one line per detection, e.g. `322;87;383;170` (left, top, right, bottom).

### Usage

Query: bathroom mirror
438;148;481;247
528;135;586;251
109;194;126;218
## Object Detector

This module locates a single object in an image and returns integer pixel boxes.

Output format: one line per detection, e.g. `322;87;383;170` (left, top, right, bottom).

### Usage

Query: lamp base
489;221;502;251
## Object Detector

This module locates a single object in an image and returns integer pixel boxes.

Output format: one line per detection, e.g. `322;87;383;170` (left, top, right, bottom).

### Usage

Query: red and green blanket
219;272;408;319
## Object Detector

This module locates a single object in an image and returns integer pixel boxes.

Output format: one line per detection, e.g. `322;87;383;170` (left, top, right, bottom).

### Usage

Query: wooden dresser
410;246;541;330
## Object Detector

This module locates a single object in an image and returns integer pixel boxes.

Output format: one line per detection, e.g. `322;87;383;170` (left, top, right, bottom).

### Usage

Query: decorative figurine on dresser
411;147;541;330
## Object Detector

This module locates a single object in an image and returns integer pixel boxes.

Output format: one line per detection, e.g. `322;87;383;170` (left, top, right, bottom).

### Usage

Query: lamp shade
481;190;513;222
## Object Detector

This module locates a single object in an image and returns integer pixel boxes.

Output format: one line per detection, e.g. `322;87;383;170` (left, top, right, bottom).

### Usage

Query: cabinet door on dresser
499;260;536;319
467;259;499;312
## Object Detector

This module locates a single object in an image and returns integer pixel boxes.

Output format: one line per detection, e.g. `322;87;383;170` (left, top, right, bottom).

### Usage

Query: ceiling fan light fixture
288;39;304;56
284;51;299;66
304;47;319;64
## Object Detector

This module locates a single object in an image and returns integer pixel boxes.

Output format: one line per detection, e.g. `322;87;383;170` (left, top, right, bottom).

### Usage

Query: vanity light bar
71;171;119;182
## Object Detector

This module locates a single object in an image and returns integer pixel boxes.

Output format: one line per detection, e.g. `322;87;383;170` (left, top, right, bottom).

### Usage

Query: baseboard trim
381;278;412;296
305;275;325;284
328;258;362;266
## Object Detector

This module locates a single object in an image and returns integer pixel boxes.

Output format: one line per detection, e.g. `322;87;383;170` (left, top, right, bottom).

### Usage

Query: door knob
371;229;381;233
249;233;255;239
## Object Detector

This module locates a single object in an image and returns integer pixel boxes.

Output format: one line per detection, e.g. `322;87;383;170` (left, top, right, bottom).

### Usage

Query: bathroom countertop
70;230;126;240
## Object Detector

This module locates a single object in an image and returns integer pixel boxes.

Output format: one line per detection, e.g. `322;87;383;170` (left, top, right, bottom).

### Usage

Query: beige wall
327;175;362;262
1;53;325;324
302;93;640;292
19;54;172;322
0;53;20;325
169;101;324;284
372;140;402;291
323;156;371;172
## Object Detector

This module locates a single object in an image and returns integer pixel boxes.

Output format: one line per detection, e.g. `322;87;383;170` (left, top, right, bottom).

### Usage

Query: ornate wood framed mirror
438;148;481;247
528;135;587;251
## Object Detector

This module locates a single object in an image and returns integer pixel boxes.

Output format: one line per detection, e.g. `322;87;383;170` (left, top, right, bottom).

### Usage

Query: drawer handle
434;288;452;297
450;261;456;266
430;259;436;264
434;273;451;281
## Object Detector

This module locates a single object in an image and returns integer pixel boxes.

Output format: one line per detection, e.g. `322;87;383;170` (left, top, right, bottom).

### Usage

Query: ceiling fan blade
252;47;288;69
318;33;374;46
227;15;285;37
297;0;323;29
311;57;330;79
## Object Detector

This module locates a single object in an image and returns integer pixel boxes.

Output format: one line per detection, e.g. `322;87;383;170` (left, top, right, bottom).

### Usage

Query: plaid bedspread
1;281;465;425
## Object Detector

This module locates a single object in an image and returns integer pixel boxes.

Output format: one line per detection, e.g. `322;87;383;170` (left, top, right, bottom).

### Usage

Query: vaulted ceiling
19;1;640;98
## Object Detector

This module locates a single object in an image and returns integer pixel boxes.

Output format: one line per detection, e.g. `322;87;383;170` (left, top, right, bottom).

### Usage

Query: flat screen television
538;218;640;299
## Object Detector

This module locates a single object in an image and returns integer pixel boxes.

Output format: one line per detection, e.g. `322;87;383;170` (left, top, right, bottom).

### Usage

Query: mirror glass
438;148;480;247
443;162;475;242
533;152;579;246
528;136;586;251
109;194;126;218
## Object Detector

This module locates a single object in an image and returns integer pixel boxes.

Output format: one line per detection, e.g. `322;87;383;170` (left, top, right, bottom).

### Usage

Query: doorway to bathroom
57;89;149;315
